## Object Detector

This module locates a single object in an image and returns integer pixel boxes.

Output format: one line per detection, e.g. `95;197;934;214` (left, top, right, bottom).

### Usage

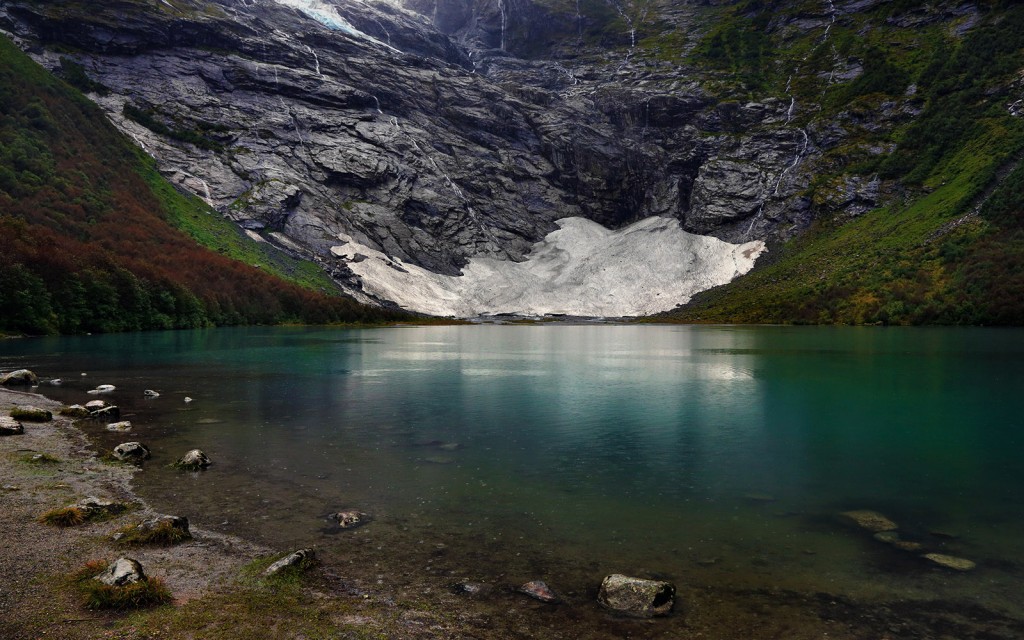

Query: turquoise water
4;325;1024;632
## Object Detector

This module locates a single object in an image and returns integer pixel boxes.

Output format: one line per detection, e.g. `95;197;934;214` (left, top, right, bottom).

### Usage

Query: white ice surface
331;217;766;318
272;0;397;51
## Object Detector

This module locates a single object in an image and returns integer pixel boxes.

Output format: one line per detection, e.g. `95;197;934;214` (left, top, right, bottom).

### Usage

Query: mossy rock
11;406;52;422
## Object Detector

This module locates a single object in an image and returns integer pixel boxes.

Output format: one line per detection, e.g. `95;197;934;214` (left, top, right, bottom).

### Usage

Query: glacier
331;217;766;317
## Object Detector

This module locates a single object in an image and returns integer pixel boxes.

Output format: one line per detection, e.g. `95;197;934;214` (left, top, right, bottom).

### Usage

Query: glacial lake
4;324;1024;636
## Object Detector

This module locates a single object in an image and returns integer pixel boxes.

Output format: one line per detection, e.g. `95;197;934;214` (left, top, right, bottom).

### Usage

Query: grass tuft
22;452;61;465
70;560;173;610
39;506;88;527
115;520;192;546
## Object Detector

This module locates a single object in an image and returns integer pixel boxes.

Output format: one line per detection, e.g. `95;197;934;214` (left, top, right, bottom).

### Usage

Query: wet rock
144;389;160;398
60;405;91;418
452;581;491;596
839;510;898;533
184;397;194;404
1;369;38;386
597;574;676;618
264;548;316;577
0;416;25;436
873;531;923;552
91;405;121;421
95;558;146;586
113;442;152;462
106;421;133;432
329;510;369;529
517;580;560;603
175;448;211;469
49;378;63;386
87;384;116;394
84;400;107;410
923;553;976;571
140;514;190;536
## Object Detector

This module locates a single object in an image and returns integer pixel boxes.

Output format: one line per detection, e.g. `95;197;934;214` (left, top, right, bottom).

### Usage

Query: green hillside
658;0;1024;325
0;35;413;335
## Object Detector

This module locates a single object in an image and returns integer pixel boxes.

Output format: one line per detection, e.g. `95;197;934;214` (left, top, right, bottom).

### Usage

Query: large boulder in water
597;574;676;617
113;442;151;462
175;448;211;469
1;369;38;386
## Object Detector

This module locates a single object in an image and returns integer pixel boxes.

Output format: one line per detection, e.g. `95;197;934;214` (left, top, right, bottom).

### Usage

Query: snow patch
272;0;399;52
332;217;766;317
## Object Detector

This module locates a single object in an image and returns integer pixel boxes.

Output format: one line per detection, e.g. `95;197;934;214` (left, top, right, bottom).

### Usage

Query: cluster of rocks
840;509;977;571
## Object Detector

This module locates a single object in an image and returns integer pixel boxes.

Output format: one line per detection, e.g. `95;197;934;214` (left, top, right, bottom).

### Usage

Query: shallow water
4;325;1024;635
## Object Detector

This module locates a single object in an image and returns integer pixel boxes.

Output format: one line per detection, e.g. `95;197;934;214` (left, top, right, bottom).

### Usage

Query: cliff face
2;0;1017;320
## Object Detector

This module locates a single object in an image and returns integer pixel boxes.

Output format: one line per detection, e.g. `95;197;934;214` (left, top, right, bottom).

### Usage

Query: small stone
113;442;152;462
106;421;132;432
1;369;38;386
3;485;21;491
135;514;190;538
183;397;193;403
84;400;107;410
176;448;211;469
0;416;25;436
597;574;675;617
923;553;976;571
840;510;898;533
144;390;160;398
452;581;491;596
264;548;315;576
87;384;116;394
517;580;560;603
49;378;63;386
76;496;127;515
95;558;146;586
329;510;369;529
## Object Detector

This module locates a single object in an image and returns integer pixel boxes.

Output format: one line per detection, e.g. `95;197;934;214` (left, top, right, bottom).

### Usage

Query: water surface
4;325;1023;634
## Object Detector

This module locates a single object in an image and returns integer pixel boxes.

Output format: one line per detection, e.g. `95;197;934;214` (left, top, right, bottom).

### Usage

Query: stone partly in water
1;369;38;386
87;384;117;394
264;548;316;577
597;574;676;618
95;558;146;586
329;510;369;529
839;510;899;533
113;442;152;462
923;553;976;571
0;416;25;436
84;400;107;410
517;580;561;604
92;406;121;421
873;531;923;552
106;421;133;432
60;405;91;418
175;449;211;469
144;389;160;398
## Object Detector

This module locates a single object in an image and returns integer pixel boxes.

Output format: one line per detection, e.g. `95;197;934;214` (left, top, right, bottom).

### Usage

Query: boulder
839;510;898;533
113;442;152;462
76;496;127;516
517;580;560;603
95;558;146;586
264;548;315;577
84;400;107;410
175;448;211;469
923;553;976;571
91;405;121;421
597;574;676;618
0;416;25;436
329;510;369;529
1;369;38;386
60;405;91;418
106;421;133;432
87;384;116;394
144;389;160;398
11;406;52;422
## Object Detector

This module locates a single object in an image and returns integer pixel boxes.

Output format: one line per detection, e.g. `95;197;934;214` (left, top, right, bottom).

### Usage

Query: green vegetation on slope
661;1;1024;325
0;35;413;335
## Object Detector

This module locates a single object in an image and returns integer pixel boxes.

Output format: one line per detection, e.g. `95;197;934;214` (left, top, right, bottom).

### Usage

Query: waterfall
498;0;507;51
305;45;321;76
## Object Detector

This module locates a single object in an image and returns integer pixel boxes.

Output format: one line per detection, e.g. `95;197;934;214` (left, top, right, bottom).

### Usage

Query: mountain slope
0;34;414;335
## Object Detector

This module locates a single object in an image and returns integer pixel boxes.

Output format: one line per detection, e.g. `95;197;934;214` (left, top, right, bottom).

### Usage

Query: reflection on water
4;325;1024;627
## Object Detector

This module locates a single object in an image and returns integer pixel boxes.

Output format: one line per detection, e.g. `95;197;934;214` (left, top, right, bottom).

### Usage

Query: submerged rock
873;531;923;552
264;548;316;577
113;442;152;462
329;510;369;529
175;448;211;469
923;553;976;571
1;369;38;386
597;574;676;618
839;510;898;533
0;416;25;436
106;421;133;432
517;580;560;603
96;558;146;586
